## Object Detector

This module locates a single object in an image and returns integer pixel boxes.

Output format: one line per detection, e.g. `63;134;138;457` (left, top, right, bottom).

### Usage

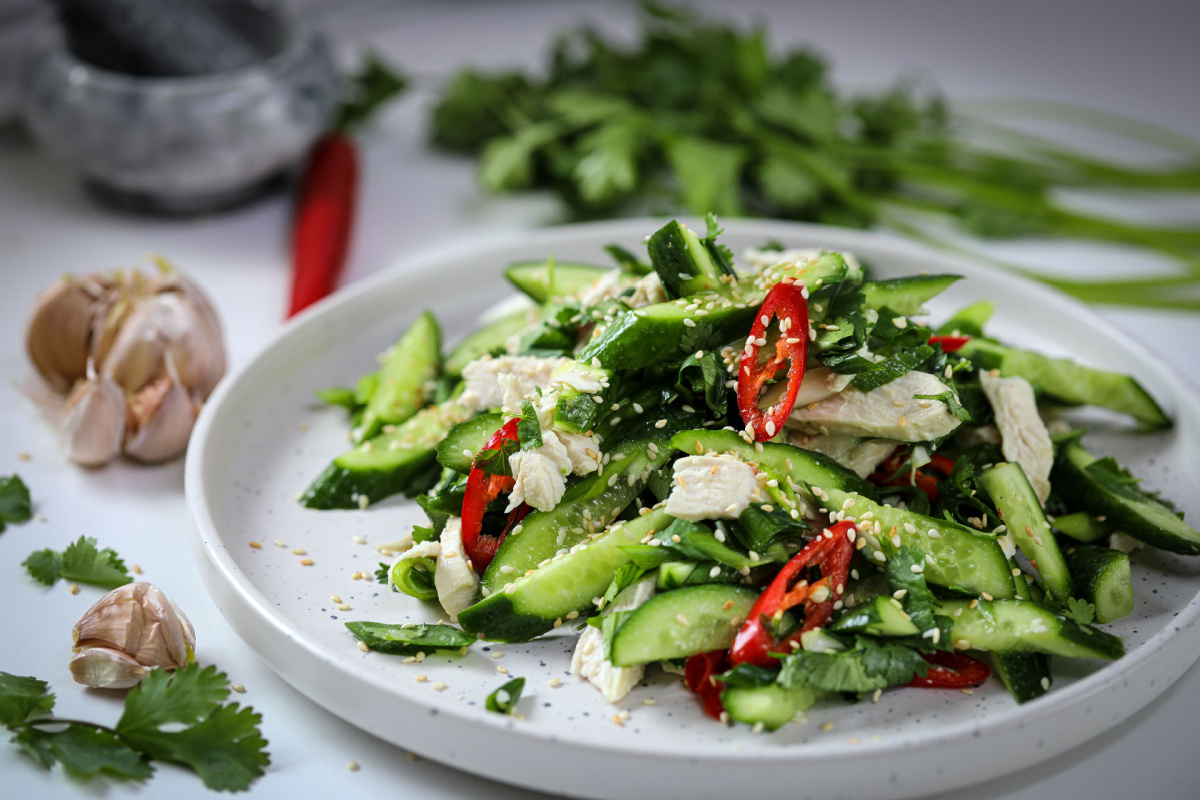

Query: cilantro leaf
22;537;131;590
375;562;391;584
3;665;269;792
486;677;525;715
599;564;647;609
0;673;55;727
1063;596;1097;626
474;439;519;479
334;54;408;132
518;398;544;450
0;474;32;532
344;622;474;656
676;350;729;418
884;546;938;633
22;549;62;586
678;320;717;354
777;636;927;693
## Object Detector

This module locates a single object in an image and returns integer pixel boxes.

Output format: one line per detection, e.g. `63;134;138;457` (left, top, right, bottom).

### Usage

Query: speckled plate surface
186;219;1200;800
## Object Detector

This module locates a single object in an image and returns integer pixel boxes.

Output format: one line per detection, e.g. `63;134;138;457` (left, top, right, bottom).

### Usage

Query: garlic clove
61;360;125;467
73;582;195;671
24;277;105;392
69;646;151;689
123;372;199;464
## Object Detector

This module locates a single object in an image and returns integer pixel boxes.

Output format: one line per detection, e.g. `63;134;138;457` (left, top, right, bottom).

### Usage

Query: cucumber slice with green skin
860;274;962;316
444;311;530;378
836;595;1124;660
505;260;610;303
648;220;734;299
436;413;504;473
722;684;823;732
958;339;1170;430
992;651;1052;704
1053;512;1112;543
669;429;876;499
609;584;759;667
1053;442;1200;554
579;253;850;370
354;311;441;442
821;488;1017;599
459;509;672;642
301;401;474;510
480;413;698;593
978;463;1072;604
1063;546;1134;623
942;598;1124;660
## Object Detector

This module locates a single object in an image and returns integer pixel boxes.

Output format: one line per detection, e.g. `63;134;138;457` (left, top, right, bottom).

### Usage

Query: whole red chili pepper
460;419;530;570
909;650;991;689
729;521;856;668
287;132;358;318
736;282;809;441
684;650;730;719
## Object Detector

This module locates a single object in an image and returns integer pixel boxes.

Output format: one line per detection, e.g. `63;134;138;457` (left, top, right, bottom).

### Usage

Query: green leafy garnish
0;474;32;532
344;621;474;656
777;635;928;694
485;677;525;715
22;536;131;590
885;545;952;646
518;398;544;450
334;54;408;132
1063;597;1097;626
1;665;268;791
429;1;1200;309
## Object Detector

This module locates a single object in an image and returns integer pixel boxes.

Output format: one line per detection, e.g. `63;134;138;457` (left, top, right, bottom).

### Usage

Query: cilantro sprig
430;1;1200;310
23;536;131;590
1;665;269;791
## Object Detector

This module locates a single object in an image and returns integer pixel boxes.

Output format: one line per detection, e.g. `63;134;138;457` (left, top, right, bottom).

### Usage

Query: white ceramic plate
186;219;1200;800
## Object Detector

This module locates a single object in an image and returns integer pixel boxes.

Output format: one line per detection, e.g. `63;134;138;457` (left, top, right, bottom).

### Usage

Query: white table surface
2;1;1199;798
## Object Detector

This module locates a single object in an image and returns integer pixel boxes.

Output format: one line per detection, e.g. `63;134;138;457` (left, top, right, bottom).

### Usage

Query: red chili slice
460;419;529;570
729;521;856;668
909;651;991;689
684;650;730;719
928;335;971;353
869;448;957;504
736;282;809;442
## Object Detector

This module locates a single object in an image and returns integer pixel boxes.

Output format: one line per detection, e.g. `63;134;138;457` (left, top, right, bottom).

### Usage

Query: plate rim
185;217;1200;796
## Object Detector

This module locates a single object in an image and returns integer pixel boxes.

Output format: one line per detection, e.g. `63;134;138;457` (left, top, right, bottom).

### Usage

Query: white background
1;1;1198;798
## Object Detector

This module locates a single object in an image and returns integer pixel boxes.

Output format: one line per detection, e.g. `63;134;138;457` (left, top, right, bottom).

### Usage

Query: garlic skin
61;360;125;467
71;582;196;688
23;262;226;466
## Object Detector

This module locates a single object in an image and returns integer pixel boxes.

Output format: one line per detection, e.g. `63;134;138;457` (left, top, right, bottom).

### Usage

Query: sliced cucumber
668;429;876;499
505;260;609;303
940;598;1124;660
355;311;441;442
1053;442;1200;555
436;413;503;473
978;463;1072;604
958;339;1169;430
579;253;850;370
1052;511;1112;543
860;274;962;316
1063;546;1134;623
821;488;1017;599
609;584;758;667
459;509;671;642
992;651;1052;704
836;595;1124;660
444;310;529;378
550;361;619;434
722;684;822;732
301;401;473;510
647;219;734;299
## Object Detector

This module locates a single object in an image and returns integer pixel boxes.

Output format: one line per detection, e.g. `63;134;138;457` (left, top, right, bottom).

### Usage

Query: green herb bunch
430;1;1200;309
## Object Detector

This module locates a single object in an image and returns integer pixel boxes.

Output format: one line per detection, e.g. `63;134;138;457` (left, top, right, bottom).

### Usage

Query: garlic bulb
71;582;196;689
24;260;225;465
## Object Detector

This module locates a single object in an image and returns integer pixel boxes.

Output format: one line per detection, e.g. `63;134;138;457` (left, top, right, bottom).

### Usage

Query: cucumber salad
301;216;1198;730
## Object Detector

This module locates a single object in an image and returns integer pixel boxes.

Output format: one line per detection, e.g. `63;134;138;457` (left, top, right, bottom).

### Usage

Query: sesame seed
348;760;360;772
954;639;972;650
353;535;366;544
821;722;834;732
981;592;994;601
675;614;690;626
337;603;351;611
873;551;887;562
231;683;246;693
274;539;286;547
357;641;370;653
549;677;563;688
249;541;262;549
292;547;307;555
331;594;342;603
431;682;447;691
357;495;369;510
300;559;314;566
1040;677;1051;691
683;318;696;328
655;419;667;428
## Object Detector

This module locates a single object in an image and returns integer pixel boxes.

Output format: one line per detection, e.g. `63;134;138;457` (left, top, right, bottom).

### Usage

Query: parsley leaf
22;536;131;590
675;350;730;418
0;474;32;532
374;562;391;584
885;546;952;647
486;677;525;715
334;54;408;132
474;439;520;478
777;635;928;693
2;665;269;791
